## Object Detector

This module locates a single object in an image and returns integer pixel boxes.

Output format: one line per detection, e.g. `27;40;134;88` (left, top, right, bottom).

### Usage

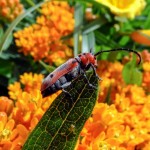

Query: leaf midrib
46;78;87;149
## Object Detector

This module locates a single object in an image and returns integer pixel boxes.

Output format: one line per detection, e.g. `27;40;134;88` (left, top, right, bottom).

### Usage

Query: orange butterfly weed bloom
0;0;23;22
14;1;74;65
8;73;59;129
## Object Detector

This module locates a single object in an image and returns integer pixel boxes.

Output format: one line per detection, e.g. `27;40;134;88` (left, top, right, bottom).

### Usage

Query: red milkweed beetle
41;48;141;98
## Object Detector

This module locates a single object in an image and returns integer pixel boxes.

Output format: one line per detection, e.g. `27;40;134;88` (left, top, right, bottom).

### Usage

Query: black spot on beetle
50;74;53;78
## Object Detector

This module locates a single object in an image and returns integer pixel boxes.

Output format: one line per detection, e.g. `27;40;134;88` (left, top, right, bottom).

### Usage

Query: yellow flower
20;72;43;93
96;0;146;19
8;73;43;100
8;82;22;100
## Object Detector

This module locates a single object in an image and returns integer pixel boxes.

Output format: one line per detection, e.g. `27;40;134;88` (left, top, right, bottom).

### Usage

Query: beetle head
78;53;97;68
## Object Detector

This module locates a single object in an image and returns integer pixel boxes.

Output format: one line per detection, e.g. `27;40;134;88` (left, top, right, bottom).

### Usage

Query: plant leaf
122;56;142;85
95;31;120;61
74;2;84;56
82;31;95;53
2;33;13;51
0;59;14;78
22;71;99;150
0;25;4;39
95;31;119;48
82;18;106;35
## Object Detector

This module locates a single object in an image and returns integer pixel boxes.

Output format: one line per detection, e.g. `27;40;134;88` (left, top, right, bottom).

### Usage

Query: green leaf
82;18;106;35
95;31;120;61
0;59;14;78
82;31;95;53
22;71;99;150
122;57;142;85
74;2;84;56
119;36;130;46
95;31;119;48
0;25;4;39
0;1;47;52
2;33;13;51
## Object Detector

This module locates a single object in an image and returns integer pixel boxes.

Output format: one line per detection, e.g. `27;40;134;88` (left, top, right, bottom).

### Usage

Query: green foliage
122;56;142;86
22;71;99;150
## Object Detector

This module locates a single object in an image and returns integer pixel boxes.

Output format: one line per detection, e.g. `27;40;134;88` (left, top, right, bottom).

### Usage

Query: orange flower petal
5;119;15;131
0;97;14;115
10;128;19;141
16;124;29;138
0;112;7;131
131;31;150;46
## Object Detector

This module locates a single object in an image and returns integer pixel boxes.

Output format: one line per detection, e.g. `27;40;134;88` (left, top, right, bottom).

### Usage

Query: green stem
26;0;42;13
39;60;55;72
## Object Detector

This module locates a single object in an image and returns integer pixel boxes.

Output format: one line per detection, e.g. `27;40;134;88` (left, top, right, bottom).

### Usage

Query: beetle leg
62;88;72;98
61;82;74;103
76;60;97;89
61;82;71;89
62;88;74;107
80;69;97;89
90;63;102;81
61;82;72;97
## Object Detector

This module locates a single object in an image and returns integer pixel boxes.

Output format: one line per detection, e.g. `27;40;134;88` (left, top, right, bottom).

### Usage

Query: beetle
41;48;141;98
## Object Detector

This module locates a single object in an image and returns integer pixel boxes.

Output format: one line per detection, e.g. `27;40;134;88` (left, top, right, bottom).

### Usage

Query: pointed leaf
82;31;95;53
82;18;106;35
2;33;13;51
23;71;99;150
74;2;84;56
122;59;142;86
0;25;4;39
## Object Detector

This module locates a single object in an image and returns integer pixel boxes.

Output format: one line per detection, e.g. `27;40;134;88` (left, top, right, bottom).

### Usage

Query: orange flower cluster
76;52;150;150
14;1;74;65
0;0;23;22
0;73;60;149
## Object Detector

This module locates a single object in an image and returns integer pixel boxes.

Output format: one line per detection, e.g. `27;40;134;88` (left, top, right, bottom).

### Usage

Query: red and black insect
41;48;141;98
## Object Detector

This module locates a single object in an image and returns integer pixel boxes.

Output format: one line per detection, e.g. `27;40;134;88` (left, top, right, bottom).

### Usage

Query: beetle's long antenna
94;48;141;64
